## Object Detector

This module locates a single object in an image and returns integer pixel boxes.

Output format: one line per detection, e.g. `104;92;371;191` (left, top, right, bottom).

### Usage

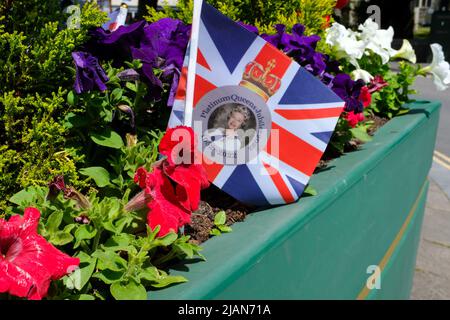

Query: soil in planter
187;115;389;244
367;114;389;136
186;185;252;244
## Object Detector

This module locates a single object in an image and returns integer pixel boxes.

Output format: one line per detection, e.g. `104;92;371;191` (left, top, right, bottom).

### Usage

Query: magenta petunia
0;208;80;300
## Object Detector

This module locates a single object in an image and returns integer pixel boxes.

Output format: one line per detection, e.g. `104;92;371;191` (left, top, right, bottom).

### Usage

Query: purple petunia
331;73;365;114
72;51;109;94
139;18;191;106
83;18;190;105
87;20;146;65
260;23;327;77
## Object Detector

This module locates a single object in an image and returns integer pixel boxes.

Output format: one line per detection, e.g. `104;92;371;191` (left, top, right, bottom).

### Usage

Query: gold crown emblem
239;59;282;102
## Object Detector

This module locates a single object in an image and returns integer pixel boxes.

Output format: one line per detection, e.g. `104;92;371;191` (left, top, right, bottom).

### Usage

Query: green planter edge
150;100;441;300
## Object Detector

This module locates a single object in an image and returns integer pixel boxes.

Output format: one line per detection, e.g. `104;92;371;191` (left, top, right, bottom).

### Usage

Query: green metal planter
150;100;441;300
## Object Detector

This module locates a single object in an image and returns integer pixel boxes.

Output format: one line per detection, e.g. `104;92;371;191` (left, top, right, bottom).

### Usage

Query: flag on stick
169;1;344;206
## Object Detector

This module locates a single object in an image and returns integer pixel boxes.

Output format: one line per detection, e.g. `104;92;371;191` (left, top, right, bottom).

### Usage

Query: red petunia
359;86;372;108
368;75;389;94
159;126;196;165
133;126;210;237
137;167;191;236
346;111;365;128
0;208;80;300
163;162;210;212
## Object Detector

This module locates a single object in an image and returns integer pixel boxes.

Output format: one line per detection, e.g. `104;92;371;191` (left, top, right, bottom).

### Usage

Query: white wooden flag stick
183;0;204;126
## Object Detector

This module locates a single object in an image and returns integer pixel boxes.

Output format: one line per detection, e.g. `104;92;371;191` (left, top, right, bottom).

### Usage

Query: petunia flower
346;111;365;128
159;126;197;165
419;43;450;91
130;126;209;237
47;175;66;201
0;208;80;300
358;18;396;64
325;22;365;67
86;20;146;65
391;39;417;64
359;86;372;108
351;69;374;83
137;166;192;237
47;176;91;209
72;51;109;94
140;18;191;106
331;73;365;113
261;24;291;48
262;23;327;77
368;75;389;93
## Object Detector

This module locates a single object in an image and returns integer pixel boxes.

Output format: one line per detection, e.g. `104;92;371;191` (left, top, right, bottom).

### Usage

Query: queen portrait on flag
203;103;254;153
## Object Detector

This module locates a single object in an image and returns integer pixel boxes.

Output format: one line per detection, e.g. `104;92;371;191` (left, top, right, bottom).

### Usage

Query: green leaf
104;234;134;250
46;211;63;232
64;268;82;291
125;82;137;92
63;112;91;129
110;280;147;300
50;224;77;245
218;225;232;233
151;232;178;247
92;250;128;272
90;129;124;149
303;185;317;196
110;88;123;103
67;91;77;106
74;225;97;249
350;127;373;143
103;216;133;235
75;294;96;300
150;274;187;288
214;211;226;226
93;269;124;284
77;252;97;290
210;229;221;236
79;167;111;187
174;242;194;258
50;231;74;246
138;267;159;282
9;186;46;207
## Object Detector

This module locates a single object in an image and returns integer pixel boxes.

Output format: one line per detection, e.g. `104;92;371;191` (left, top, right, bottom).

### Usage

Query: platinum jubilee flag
168;1;344;206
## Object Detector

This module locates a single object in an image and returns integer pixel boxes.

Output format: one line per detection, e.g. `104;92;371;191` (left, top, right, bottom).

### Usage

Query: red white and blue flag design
169;2;344;206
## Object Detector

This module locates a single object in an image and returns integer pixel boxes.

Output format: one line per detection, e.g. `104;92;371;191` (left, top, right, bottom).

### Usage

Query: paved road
413;76;450;156
410;75;450;299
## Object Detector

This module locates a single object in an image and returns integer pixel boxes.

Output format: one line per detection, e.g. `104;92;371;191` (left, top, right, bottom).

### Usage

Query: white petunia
392;39;417;64
326;22;366;67
351;69;374;83
420;43;450;91
358;18;396;64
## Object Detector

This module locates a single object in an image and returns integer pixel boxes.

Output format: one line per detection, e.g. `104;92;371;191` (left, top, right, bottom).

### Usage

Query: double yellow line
433;150;450;170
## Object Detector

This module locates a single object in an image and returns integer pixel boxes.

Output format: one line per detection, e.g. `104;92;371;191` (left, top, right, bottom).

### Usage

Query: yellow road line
356;180;427;300
434;150;450;165
433;156;450;171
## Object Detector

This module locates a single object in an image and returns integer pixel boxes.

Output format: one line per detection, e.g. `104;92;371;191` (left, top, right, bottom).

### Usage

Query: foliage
146;0;336;37
369;63;419;119
0;2;108;211
6;185;202;300
210;211;232;236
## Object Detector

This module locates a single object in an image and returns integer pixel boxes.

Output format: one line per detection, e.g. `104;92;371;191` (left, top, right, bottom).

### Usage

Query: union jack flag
168;2;344;206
